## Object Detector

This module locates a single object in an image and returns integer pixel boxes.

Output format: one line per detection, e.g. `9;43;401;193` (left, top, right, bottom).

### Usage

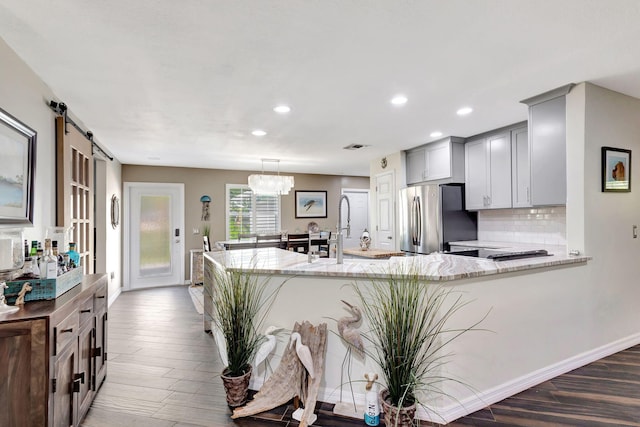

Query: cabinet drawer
78;295;94;327
93;282;108;313
55;311;79;354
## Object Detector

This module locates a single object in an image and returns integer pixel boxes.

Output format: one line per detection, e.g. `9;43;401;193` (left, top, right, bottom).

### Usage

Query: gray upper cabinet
465;131;512;210
406;147;427;184
528;96;567;205
521;83;573;206
511;126;530;207
405;137;465;185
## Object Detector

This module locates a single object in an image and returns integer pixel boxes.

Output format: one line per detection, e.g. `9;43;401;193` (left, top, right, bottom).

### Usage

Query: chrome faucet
336;195;351;264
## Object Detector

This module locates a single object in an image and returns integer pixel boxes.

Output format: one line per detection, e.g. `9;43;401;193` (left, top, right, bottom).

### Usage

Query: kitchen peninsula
204;247;590;423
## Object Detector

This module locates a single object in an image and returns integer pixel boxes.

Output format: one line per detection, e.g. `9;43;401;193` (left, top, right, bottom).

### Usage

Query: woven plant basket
221;365;252;408
379;388;416;427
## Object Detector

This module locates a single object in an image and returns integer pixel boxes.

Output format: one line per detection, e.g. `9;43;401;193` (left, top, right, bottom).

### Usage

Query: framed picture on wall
602;146;631;192
0;107;37;225
295;191;327;218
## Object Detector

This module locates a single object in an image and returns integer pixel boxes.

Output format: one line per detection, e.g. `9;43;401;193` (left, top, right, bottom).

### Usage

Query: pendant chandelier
248;159;295;195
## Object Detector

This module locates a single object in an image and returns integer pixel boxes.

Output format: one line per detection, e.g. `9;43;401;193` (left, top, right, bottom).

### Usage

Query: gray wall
122;165;369;279
0;38;123;300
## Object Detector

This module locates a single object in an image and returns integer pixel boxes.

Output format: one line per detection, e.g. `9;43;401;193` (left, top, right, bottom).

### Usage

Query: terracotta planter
379;388;416;427
221;365;252;408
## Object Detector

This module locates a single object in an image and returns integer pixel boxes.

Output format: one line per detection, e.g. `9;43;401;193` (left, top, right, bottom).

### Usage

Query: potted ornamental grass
210;264;285;407
349;262;487;426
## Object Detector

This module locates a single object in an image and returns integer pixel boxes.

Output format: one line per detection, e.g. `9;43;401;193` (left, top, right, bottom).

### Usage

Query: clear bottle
43;239;58;279
31;254;40;278
36;249;44;273
67;242;80;268
21;258;37;279
52;241;65;275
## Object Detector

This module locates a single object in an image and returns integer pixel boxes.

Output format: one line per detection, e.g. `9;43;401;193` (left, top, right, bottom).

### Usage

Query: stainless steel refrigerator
399;183;477;254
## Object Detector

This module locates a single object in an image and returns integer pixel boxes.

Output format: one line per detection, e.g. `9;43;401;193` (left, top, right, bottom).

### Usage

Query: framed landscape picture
0;108;37;225
295;191;327;218
602;146;631;192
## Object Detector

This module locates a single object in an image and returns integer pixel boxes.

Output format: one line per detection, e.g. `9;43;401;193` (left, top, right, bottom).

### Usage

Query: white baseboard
421;332;640;423
108;287;121;307
251;332;640;424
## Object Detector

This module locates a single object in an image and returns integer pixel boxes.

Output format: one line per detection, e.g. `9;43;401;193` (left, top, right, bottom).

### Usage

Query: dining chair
286;233;309;253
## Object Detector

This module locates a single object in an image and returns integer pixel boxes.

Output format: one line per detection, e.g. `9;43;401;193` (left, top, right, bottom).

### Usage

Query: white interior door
124;183;185;290
375;171;395;250
340;189;370;249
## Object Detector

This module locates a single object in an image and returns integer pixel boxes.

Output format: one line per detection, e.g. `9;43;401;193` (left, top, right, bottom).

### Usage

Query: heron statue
338;300;364;353
335;299;365;413
254;325;282;367
290;332;318;425
289;332;315;379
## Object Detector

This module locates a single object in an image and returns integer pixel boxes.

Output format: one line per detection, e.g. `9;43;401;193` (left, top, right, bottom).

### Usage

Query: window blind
226;185;280;239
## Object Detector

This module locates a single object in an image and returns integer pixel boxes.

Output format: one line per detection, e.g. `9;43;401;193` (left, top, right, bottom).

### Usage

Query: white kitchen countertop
206;244;590;282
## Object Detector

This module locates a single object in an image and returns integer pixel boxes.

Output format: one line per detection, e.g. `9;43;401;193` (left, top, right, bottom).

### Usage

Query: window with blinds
226;184;281;239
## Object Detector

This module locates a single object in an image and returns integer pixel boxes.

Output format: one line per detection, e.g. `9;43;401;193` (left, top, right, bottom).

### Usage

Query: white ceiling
1;1;640;177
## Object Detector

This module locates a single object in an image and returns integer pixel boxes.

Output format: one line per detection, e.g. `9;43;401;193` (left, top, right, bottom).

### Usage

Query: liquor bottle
68;242;80;268
43;239;58;279
52;241;65;275
30;240;38;257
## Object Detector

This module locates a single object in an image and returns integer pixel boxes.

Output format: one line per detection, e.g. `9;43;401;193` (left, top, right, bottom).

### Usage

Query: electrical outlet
193;228;200;235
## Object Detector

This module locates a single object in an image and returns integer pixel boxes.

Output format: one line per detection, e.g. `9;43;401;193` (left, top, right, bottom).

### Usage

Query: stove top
447;248;550;261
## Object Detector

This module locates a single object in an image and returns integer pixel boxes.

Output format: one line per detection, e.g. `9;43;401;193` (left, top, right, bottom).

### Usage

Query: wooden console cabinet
0;274;108;427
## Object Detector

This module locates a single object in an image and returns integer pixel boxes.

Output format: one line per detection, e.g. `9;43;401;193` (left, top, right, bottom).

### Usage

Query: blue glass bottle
67;242;80;268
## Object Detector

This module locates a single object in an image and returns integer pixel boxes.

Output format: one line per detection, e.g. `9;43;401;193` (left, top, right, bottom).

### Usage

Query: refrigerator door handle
410;196;416;245
410;196;418;245
415;196;422;246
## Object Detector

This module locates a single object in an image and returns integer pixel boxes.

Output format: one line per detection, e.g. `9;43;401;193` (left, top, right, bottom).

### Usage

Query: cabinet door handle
80;309;92;313
60;328;73;333
72;372;85;393
93;346;103;357
96;295;106;299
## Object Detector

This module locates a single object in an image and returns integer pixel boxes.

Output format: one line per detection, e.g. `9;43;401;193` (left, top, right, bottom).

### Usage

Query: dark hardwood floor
82;286;640;426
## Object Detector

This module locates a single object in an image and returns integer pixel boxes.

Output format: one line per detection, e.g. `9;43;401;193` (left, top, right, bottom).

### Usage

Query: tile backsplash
477;207;566;245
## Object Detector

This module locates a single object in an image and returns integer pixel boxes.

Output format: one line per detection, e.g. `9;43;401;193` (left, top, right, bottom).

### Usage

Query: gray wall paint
122;165;369;279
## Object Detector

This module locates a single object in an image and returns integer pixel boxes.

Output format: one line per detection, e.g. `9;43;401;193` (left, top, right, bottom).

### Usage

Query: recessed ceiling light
430;131;443;138
390;95;408;106
273;105;291;114
251;129;267;136
456;107;473;116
